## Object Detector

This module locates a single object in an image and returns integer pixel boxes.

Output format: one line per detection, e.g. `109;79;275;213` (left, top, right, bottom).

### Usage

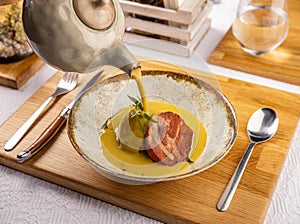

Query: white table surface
1;1;299;223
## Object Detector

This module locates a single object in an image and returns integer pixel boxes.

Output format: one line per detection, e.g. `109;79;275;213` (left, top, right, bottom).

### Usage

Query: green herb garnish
127;95;157;134
101;117;111;129
101;95;157;136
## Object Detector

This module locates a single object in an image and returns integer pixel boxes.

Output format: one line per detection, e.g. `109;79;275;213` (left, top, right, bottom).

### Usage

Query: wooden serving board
0;54;44;89
0;61;299;223
208;0;300;86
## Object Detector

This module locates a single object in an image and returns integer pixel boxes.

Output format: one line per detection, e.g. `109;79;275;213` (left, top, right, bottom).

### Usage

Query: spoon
217;108;279;212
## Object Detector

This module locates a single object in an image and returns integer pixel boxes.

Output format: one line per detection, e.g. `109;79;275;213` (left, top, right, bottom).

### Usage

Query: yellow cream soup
100;101;207;177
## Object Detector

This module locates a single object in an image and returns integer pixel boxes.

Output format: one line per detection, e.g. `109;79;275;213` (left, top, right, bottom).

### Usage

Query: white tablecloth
1;1;299;223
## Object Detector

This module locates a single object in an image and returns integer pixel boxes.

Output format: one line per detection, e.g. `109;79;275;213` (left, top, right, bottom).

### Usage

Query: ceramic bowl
67;69;238;185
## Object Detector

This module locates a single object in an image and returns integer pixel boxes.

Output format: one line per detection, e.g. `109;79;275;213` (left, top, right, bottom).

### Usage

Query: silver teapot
22;0;138;74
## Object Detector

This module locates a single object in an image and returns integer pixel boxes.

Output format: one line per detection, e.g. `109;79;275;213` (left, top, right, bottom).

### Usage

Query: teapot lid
73;0;115;30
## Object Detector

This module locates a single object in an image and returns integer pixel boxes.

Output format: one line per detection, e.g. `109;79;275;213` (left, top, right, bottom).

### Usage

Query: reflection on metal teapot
22;0;139;74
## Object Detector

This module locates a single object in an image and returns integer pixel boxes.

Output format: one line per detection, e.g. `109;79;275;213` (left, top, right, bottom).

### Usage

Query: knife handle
17;111;68;163
4;96;54;151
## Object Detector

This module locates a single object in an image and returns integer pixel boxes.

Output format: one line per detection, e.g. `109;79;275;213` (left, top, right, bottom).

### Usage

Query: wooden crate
120;0;212;57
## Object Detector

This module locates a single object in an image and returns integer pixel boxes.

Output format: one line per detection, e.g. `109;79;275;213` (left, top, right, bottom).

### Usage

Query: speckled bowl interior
68;70;238;185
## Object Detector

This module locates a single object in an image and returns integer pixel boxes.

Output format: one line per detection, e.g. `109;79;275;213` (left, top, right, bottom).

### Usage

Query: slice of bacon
143;112;194;166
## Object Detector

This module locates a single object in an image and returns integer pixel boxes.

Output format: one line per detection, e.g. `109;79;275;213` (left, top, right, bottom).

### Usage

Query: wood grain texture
208;0;300;86
0;54;44;89
0;61;299;223
0;0;20;6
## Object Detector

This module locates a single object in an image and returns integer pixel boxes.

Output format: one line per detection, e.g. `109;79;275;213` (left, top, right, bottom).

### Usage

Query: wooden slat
0;60;299;223
163;0;184;43
187;2;212;39
125;16;190;41
124;2;212;42
120;0;206;25
124;19;211;57
163;0;186;9
180;0;206;18
120;1;180;22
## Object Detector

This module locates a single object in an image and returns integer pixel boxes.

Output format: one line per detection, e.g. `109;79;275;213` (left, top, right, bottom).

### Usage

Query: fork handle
16;111;68;163
4;96;54;151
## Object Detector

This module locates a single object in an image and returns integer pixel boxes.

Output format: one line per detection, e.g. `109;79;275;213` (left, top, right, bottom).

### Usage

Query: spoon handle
217;142;256;212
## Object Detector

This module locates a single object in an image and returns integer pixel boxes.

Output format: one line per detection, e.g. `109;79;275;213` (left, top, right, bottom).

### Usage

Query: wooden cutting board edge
0;54;44;89
207;29;300;86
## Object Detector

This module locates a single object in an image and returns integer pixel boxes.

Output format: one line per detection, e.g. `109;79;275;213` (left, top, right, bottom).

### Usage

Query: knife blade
17;70;103;163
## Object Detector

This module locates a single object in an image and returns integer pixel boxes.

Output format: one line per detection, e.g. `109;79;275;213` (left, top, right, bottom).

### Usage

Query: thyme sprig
127;95;157;134
101;116;111;129
101;95;157;135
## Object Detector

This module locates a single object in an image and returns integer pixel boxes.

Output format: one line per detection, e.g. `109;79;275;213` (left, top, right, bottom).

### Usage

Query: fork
4;72;79;151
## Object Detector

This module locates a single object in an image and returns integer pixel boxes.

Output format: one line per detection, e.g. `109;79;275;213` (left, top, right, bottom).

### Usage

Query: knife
17;70;103;163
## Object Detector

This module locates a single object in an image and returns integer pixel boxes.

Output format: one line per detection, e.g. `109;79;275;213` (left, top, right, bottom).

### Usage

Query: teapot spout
98;44;140;76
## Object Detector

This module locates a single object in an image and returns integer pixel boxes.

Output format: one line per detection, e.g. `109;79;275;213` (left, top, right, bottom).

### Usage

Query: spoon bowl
247;108;279;142
217;107;279;211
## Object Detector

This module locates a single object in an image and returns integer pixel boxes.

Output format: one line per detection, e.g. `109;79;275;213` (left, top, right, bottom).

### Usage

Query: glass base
239;41;282;56
237;37;287;56
241;47;273;56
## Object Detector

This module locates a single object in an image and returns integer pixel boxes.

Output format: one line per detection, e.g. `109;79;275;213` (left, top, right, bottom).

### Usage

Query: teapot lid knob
73;0;115;30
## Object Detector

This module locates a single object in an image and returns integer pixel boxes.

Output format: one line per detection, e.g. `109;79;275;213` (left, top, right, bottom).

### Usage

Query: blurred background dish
0;0;33;63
